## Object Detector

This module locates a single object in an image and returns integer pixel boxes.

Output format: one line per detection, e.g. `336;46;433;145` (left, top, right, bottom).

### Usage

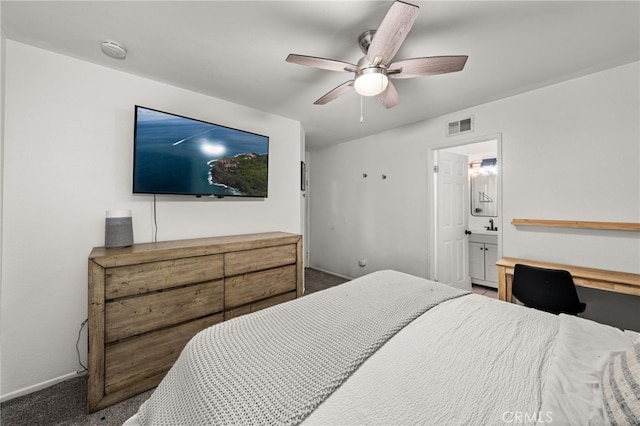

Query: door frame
427;133;503;282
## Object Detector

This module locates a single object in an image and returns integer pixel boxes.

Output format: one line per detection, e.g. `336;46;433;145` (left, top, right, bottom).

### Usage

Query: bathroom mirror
470;159;497;217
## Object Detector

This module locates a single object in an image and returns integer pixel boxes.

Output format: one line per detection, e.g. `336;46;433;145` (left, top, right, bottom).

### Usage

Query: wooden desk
497;257;640;302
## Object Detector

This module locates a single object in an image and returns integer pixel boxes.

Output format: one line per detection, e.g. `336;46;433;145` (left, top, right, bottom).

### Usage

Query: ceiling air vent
447;117;473;136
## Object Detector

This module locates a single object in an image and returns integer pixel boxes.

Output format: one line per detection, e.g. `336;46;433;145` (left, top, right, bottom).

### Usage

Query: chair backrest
512;264;584;315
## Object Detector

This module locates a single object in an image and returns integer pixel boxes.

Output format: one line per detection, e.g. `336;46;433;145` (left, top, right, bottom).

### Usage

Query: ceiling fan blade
314;80;355;105
366;1;419;66
286;54;357;73
389;56;468;79
376;81;399;109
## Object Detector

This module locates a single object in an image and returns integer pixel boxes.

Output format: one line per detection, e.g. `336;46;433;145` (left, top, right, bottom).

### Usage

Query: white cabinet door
469;242;498;287
484;243;499;283
468;242;485;281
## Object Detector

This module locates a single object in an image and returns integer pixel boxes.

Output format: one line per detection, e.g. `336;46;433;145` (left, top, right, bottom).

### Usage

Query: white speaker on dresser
104;209;133;248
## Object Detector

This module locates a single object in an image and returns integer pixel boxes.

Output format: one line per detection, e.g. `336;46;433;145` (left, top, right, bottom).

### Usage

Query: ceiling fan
286;0;468;108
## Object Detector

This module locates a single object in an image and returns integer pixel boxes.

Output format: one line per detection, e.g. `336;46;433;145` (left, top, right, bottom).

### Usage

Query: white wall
0;3;6;401
309;130;432;279
309;61;639;281
0;41;303;400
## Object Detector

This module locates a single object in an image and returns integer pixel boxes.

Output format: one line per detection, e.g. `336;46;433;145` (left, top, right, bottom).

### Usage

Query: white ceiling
2;1;639;150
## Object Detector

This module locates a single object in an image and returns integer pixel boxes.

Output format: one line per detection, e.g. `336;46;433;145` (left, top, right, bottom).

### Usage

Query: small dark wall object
512;264;586;315
301;161;306;191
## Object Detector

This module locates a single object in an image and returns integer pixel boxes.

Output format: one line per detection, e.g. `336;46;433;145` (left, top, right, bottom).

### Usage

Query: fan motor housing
358;30;376;54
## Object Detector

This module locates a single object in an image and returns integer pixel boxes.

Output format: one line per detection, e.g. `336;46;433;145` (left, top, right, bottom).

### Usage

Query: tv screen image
133;106;269;197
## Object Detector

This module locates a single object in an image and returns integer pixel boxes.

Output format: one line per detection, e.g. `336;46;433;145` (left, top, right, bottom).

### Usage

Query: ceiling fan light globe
354;70;389;96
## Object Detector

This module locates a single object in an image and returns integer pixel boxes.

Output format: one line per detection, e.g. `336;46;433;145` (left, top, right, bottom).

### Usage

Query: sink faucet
485;219;497;231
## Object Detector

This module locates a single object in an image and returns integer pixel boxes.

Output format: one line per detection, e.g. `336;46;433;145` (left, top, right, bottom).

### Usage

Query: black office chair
512;264;586;315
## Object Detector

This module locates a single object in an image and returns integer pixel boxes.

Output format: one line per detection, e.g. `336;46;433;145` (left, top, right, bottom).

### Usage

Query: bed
124;270;640;426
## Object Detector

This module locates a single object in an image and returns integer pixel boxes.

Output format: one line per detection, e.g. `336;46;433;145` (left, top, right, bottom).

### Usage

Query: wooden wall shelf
511;218;640;232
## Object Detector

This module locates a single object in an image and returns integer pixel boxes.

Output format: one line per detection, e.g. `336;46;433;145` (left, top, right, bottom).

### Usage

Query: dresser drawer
224;290;296;320
224;245;296;276
104;313;223;396
105;279;224;343
105;254;224;299
225;265;297;309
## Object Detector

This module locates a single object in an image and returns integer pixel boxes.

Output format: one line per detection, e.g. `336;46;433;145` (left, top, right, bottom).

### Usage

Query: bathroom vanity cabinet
469;233;498;288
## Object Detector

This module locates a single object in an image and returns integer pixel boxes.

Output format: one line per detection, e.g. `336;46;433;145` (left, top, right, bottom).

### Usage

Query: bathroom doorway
430;135;502;289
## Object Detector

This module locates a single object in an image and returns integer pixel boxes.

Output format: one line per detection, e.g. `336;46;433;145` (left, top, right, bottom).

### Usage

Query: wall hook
382;174;387;180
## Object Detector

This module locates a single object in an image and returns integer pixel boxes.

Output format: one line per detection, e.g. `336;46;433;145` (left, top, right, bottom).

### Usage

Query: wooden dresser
87;231;303;412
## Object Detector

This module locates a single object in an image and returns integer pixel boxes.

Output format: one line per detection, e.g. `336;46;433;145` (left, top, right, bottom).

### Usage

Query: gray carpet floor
0;268;348;426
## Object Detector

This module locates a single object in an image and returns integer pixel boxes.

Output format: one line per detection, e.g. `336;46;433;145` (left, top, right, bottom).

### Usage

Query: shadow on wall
577;287;640;332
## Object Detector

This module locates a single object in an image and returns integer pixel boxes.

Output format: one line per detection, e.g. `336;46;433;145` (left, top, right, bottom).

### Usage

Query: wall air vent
447;116;473;136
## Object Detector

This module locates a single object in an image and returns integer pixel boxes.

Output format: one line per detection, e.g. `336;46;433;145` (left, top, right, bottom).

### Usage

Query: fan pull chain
360;96;364;124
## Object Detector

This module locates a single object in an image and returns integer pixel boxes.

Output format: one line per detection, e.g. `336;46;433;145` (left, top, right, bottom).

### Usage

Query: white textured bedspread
134;270;468;425
304;293;559;426
124;270;639;426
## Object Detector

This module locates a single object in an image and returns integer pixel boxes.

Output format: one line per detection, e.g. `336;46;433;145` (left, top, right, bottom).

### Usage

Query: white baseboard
306;266;352;281
0;370;86;403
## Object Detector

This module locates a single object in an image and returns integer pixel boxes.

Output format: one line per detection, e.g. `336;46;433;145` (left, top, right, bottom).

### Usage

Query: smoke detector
101;41;127;60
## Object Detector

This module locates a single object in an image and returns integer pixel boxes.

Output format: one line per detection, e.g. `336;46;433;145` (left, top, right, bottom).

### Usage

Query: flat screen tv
133;106;269;198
